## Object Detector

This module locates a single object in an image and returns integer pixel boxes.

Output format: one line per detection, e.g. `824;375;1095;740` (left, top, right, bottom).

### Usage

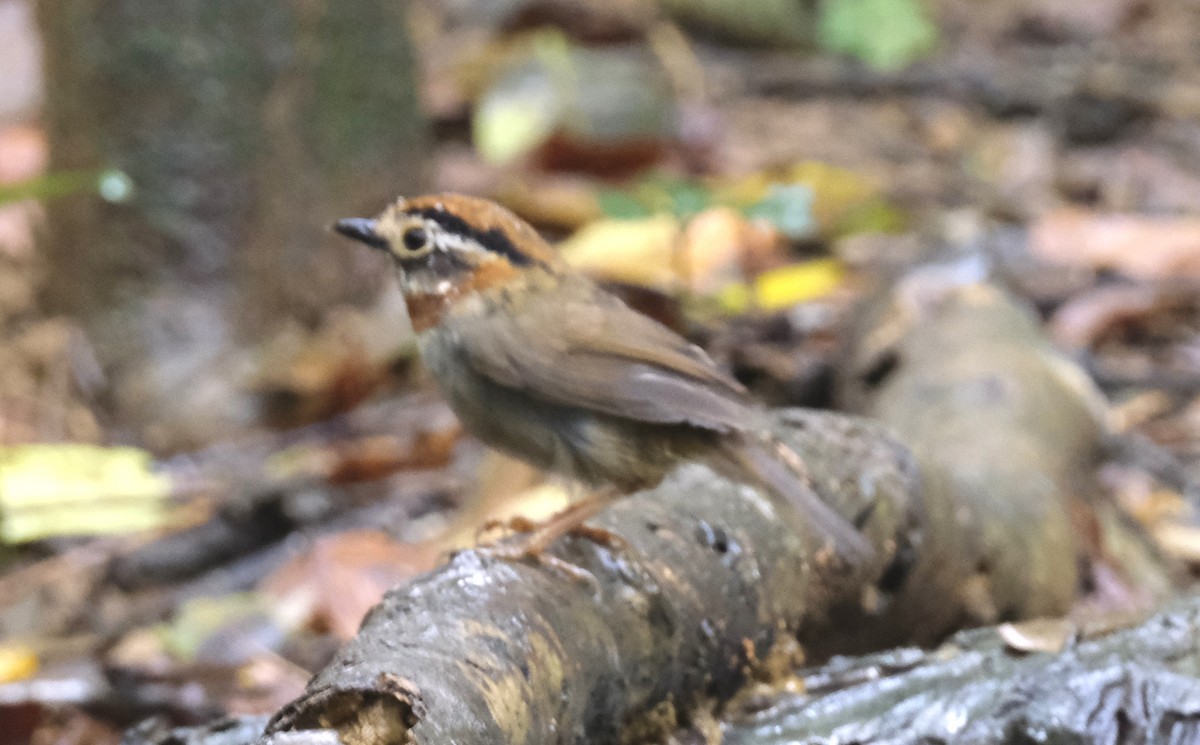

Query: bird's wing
452;280;753;433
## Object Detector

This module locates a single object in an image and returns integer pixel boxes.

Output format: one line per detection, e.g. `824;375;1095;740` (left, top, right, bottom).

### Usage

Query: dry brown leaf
260;530;439;640
324;429;461;483
682;207;781;293
495;176;604;231
1014;0;1140;39
1031;208;1200;279
560;207;783;295
1049;283;1165;349
559;214;682;289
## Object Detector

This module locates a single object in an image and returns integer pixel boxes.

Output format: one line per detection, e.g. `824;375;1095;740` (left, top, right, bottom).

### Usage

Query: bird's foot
475;515;538;544
473;492;627;581
562;522;629;551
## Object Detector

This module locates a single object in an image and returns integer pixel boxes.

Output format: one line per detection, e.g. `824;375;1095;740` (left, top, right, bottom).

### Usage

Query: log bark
837;272;1176;648
721;594;1200;744
124;715;272;745
124;595;1200;745
261;410;919;745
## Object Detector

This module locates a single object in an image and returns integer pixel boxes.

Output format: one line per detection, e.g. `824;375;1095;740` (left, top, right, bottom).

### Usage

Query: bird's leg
518;486;624;554
479;485;625;563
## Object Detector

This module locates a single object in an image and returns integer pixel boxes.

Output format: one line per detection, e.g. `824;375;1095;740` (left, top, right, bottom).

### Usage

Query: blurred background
2;0;1200;741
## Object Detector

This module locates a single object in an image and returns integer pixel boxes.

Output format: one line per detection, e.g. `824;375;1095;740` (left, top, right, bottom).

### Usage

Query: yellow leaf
0;445;173;543
710;174;764;207
472;30;574;164
0;645;38;683
785;162;879;234
717;258;846;313
473;88;559;164
559;215;682;288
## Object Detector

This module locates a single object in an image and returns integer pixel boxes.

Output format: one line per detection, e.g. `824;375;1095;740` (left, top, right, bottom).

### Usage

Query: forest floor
2;0;1200;742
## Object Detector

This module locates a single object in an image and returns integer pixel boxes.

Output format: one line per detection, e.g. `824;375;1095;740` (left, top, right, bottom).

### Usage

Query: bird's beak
333;218;388;251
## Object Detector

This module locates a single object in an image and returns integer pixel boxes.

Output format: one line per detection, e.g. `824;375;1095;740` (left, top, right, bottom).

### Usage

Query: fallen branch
839;274;1179;646
722;594;1200;744
262;411;919;744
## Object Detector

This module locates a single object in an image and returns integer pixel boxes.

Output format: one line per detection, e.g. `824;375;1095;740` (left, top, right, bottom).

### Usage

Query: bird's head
334;193;561;330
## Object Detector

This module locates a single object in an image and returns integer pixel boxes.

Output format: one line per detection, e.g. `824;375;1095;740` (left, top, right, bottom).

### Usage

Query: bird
333;193;873;563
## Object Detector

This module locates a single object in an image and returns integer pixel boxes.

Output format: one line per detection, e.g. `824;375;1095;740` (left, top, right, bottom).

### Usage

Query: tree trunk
35;1;425;450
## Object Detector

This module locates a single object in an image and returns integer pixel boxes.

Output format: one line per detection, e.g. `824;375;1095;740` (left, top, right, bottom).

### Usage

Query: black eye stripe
407;207;537;267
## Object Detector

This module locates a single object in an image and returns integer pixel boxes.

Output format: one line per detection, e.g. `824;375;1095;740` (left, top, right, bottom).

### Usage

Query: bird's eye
402;227;429;253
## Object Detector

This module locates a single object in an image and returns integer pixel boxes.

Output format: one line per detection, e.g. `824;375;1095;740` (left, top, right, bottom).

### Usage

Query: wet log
261;410;919;745
124;716;272;745
722;594;1200;744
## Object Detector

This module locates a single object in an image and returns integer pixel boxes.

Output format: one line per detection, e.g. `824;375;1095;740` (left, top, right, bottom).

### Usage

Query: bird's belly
419;331;579;475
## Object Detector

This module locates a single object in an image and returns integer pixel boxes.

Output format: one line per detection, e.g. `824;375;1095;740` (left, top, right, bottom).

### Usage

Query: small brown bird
334;193;871;562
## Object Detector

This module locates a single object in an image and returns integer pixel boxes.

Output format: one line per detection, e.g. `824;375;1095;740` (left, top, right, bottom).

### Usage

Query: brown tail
720;437;876;565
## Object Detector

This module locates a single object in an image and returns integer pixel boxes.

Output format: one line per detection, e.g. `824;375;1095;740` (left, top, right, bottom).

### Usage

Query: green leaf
597;188;654;219
0;168;134;206
597;175;714;220
833;197;909;235
648;176;711;219
817;0;938;71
